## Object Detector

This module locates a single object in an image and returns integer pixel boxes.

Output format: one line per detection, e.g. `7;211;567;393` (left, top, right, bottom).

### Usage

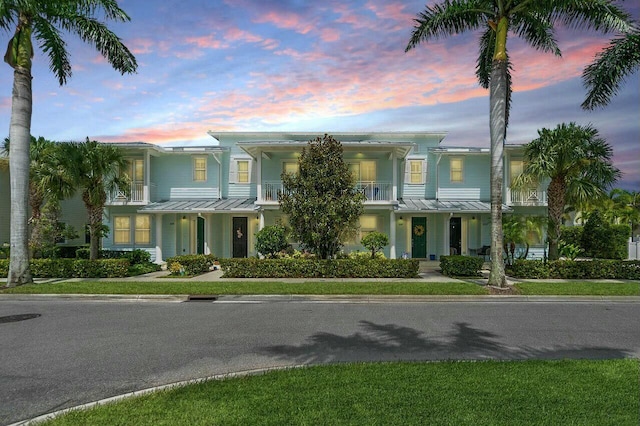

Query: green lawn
43;360;639;425
0;280;488;295
515;281;640;296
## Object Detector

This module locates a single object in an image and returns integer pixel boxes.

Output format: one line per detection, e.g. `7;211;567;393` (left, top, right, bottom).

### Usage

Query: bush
127;249;151;265
0;258;130;278
0;259;9;277
507;259;640;280
348;250;386;260
439;255;484;277
166;254;218;276
560;226;583;249
581;211;630;259
76;248;91;259
219;258;419;278
361;232;389;259
255;225;290;258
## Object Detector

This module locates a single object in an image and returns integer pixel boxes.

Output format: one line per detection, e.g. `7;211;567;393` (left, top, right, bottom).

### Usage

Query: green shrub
166;254;218;276
560;226;583;249
0;258;130;278
0;259;9;277
348;250;386;260
219;258;419;278
30;259;76;277
255;225;290;258
439;255;484;277
127;249;151;265
76;248;91;259
508;259;640;280
361;232;389;259
581;211;630;259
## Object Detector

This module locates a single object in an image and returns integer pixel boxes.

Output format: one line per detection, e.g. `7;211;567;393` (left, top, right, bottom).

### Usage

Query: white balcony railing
508;187;547;206
261;180;392;202
109;182;146;203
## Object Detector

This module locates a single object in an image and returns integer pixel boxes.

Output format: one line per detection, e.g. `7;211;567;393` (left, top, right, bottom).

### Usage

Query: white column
155;213;163;264
391;150;397;201
144;150;151;202
256;151;262;202
389;211;396;259
204;214;212;255
259;211;265;230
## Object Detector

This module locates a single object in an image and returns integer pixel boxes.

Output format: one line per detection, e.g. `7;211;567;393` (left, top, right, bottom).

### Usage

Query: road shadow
259;321;631;364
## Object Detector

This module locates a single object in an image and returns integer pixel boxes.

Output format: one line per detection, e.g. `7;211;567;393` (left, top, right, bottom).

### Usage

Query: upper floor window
237;160;249;183
193;156;207;182
121;158;143;183
510;160;524;184
408;160;426;184
349;160;376;182
450;158;463;183
282;161;299;176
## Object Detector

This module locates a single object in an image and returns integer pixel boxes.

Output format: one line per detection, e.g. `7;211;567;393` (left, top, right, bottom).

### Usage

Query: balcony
260;180;393;203
107;182;152;205
507;187;547;206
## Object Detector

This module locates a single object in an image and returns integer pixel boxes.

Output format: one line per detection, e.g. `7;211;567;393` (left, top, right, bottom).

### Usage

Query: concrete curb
1;293;639;303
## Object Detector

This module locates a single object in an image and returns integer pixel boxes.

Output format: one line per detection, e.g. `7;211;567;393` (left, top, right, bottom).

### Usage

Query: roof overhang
139;198;257;213
397;199;512;213
236;140;416;159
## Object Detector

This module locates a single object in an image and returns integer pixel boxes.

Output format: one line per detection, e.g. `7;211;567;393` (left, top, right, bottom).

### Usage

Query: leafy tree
582;25;640;110
514;123;619;260
405;1;630;287
63;139;129;260
255;225;290;258
29;199;78;259
361;231;389;259
581;209;629;260
2;0;137;286
502;214;545;265
279;134;365;259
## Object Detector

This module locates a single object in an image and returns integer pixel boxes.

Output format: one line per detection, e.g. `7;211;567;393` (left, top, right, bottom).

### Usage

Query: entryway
232;217;248;258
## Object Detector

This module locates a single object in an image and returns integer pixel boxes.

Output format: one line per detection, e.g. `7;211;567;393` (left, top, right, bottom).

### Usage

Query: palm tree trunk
547;177;566;260
487;58;508;287
7;66;33;287
87;205;103;260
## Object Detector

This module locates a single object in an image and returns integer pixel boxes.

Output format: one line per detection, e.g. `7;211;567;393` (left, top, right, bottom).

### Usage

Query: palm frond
52;13;137;75
550;0;631;34
475;28;494;88
582;26;640;109
64;0;132;22
405;0;492;52
511;10;561;56
33;16;72;85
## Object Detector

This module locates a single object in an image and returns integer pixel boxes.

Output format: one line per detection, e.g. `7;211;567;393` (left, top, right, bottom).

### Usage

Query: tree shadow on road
259;320;631;364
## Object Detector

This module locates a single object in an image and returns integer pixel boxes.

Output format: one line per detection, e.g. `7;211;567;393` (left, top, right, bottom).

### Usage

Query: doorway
449;217;461;255
411;217;427;258
196;216;205;254
232;217;248;258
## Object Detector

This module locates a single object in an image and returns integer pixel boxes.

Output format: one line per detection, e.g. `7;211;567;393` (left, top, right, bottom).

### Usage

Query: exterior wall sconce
471;216;476;220
182;215;186;220
398;216;404;226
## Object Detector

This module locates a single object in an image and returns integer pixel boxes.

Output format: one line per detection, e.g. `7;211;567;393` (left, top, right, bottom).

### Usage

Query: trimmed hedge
439;255;484;277
508;259;640;280
219;258;419;278
166;254;219;276
0;258;130;278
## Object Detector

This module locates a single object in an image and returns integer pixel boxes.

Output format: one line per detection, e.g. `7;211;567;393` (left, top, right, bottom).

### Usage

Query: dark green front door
411;217;427;258
196;217;205;254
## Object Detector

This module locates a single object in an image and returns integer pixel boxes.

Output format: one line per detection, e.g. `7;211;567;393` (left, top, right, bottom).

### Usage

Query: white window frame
135;215;151;244
230;157;253;184
193;156;207;182
450;157;464;183
114;216;131;244
407;159;426;184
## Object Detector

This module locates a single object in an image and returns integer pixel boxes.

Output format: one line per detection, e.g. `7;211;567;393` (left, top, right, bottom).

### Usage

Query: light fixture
472;216;476;220
182;215;186;220
398;216;404;226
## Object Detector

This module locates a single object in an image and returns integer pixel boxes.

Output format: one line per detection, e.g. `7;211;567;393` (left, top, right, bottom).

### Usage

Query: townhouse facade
0;131;548;262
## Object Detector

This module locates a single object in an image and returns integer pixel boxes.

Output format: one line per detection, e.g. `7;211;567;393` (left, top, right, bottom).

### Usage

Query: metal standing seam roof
397;199;512;213
138;198;258;213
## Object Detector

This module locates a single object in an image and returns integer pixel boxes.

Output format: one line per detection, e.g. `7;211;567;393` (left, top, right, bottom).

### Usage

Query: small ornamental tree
279;134;365;259
361;231;389;259
255;225;289;258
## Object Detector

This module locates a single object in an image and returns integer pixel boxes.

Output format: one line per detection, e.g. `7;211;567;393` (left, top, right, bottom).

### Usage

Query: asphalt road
1;298;639;425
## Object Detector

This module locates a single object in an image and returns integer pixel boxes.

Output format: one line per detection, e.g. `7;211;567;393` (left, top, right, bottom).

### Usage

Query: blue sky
1;0;638;190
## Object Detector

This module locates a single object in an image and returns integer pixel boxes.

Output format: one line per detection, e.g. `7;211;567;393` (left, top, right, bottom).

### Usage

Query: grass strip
0;280;488;295
515;281;640;296
44;359;639;426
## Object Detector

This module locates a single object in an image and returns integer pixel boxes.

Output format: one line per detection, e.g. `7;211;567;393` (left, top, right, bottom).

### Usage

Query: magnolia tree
279;134;365;259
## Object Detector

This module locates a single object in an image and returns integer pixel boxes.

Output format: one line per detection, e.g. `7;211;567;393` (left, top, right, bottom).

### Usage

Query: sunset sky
1;0;638;189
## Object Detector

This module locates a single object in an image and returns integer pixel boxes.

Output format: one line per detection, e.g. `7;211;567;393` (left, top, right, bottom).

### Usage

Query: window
359;215;378;240
237;160;249;183
114;216;131;244
409;160;424;184
510;160;524;184
193;156;207;182
135;215;151;244
450;158;463;183
348;161;376;182
282;161;299;176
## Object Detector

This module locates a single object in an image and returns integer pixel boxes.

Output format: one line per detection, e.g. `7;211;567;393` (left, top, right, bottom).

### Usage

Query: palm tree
582;25;640;110
514;123;619;260
2;1;137;287
64;139;129;260
405;1;631;287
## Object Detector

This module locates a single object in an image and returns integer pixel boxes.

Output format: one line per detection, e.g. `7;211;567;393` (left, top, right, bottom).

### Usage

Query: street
1;299;638;425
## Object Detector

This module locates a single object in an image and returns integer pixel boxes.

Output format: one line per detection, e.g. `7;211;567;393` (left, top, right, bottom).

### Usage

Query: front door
411;217;427;258
232;217;248;258
449;217;461;255
196;217;205;254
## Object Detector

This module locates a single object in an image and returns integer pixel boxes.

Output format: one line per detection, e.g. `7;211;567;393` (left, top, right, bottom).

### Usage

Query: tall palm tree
582;24;640;110
64;139;129;260
405;1;630;287
514;123;620;260
1;0;137;286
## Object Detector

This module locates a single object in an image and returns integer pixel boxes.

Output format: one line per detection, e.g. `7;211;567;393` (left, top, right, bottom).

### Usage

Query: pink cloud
254;10;315;35
320;28;340;42
129;38;154;55
184;35;227;49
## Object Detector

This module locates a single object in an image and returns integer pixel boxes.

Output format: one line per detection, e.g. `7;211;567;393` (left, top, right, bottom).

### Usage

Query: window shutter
422;160;427;184
249;159;255;183
404;160;410;184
